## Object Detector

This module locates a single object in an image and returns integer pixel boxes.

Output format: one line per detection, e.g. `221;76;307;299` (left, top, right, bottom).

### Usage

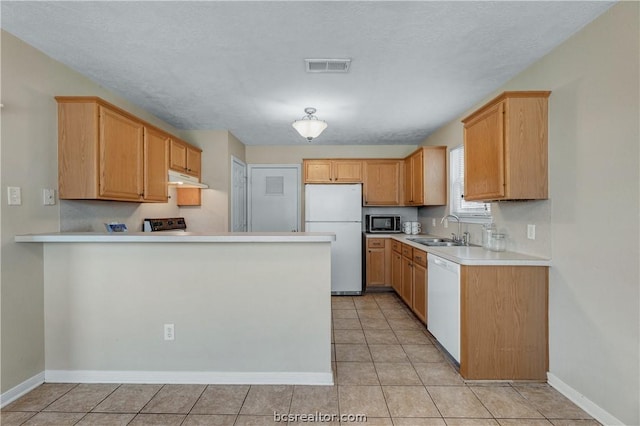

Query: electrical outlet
164;324;175;341
527;224;536;240
43;188;56;205
7;186;21;205
432;218;436;227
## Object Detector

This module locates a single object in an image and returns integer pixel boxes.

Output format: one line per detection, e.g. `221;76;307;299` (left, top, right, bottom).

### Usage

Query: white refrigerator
305;184;363;295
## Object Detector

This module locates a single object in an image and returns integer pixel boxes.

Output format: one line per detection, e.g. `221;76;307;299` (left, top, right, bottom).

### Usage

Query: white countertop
366;233;551;266
15;232;336;243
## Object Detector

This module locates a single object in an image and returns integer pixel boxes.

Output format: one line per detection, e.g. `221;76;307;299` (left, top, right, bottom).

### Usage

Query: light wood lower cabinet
411;249;427;323
400;244;414;306
460;265;549;380
365;238;392;288
391;241;427;324
391;249;402;294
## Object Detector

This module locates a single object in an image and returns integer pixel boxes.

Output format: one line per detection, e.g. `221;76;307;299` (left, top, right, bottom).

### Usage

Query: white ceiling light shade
292;107;328;142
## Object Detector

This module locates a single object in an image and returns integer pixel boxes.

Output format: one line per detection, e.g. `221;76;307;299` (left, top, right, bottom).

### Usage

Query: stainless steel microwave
365;215;402;233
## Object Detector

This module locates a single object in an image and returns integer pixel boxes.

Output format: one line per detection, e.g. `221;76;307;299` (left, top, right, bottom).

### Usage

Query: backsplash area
60;188;179;232
418;200;551;258
363;206;419;225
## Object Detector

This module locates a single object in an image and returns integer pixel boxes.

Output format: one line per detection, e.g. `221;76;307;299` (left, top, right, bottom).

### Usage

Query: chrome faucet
441;214;462;243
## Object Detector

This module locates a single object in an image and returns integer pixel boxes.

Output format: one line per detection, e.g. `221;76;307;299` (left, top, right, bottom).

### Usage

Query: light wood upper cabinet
303;159;363;183
363;160;402;205
170;138;202;178
462;91;550;201
143;127;169;202
404;146;447;206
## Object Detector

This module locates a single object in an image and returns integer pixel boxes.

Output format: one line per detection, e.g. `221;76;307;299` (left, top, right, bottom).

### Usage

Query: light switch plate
43;188;56;205
7;186;21;205
527;224;536;240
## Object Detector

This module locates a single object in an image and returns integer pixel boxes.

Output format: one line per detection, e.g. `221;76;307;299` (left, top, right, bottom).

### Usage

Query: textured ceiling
1;1;613;146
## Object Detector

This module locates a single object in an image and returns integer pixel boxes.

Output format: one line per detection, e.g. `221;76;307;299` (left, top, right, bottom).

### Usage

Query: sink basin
407;237;464;247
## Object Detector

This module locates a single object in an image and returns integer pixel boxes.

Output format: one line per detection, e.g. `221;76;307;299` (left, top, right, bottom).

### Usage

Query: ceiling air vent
305;59;351;73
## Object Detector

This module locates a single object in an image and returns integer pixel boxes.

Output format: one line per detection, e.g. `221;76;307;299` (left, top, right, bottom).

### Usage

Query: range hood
167;170;209;189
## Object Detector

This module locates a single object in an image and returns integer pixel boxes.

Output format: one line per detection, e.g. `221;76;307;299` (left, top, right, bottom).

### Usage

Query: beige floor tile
353;299;380;310
333;309;358;319
496;420;552;426
341;417;391;425
403;344;444;363
364;329;400;345
381;309;413;320
332;298;356;310
0;411;36;426
93;384;162;413
368;344;409;363
470;386;544;419
128;413;186;425
235;414;286;425
182;414;237;425
549;421;602;426
239;385;293;416
333;318;363;330
190;385;249;415
394;329;434;345
22;411;85;425
333;329;367;344
141;384;206;414
336;362;380;385
290;385;338;414
444;419;500;425
393;418;447;425
338;385;390;418
44;383;118;412
358;309;386;319
3;383;77;412
414;362;465;385
388;318;424;331
374;362;422;385
360;319;392;330
75;413;136;425
382;386;440;417
427;386;492;418
334;344;372;362
513;385;593;420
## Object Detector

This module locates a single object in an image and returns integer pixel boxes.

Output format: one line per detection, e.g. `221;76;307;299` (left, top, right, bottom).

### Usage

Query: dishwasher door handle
433;258;448;267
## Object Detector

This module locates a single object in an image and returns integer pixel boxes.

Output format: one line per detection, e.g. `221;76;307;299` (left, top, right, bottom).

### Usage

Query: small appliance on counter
142;217;187;232
365;214;402;233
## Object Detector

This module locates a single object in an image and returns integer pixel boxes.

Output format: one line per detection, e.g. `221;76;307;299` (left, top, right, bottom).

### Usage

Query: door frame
247;164;301;232
230;155;247;232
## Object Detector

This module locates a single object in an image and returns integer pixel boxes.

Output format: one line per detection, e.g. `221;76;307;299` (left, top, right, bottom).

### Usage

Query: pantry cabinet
404;146;447;206
462;91;550;201
303;159;363;183
170;138;202;179
363;160;402;205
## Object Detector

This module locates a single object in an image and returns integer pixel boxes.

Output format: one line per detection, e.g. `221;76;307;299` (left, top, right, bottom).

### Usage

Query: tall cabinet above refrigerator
305;184;363;295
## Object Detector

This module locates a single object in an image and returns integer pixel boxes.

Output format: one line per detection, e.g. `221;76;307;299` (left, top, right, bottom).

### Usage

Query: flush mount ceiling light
292;107;328;142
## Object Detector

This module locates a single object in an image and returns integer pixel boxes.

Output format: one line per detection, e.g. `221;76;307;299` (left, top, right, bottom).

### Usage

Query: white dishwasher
427;254;461;363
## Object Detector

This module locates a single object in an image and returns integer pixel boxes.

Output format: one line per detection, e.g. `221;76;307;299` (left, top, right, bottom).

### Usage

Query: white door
248;164;301;232
231;156;247;232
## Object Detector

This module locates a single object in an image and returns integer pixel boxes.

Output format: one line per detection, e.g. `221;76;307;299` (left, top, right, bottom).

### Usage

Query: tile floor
2;293;599;426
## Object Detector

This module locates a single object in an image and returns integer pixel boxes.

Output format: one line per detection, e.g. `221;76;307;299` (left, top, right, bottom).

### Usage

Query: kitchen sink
407;237;464;247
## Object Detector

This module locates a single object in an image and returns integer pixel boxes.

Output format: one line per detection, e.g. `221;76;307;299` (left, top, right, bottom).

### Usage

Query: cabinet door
303;160;332;183
464;101;505;201
401;255;413;306
169;139;187;172
411;150;424;205
391;251;402;294
412;263;427;323
366;247;386;287
363;160;402;205
333;160;363;183
403;156;413;205
185;146;201;178
99;106;144;200
143;127;169;202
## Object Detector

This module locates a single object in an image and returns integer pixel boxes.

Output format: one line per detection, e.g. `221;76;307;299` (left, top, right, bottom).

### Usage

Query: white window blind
450;145;491;221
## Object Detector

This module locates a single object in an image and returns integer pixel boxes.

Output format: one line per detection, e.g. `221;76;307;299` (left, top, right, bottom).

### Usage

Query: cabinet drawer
402;244;413;258
368;238;386;248
391;240;402;253
413;249;427;267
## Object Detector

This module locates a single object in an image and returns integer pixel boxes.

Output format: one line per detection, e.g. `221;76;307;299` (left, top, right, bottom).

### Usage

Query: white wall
420;3;639;424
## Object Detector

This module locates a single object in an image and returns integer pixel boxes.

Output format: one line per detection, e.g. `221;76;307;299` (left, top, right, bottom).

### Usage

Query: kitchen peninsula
15;232;335;385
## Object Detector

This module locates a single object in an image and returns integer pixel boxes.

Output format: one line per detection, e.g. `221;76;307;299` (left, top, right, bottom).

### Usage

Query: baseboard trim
45;370;334;386
547;372;625;426
0;371;45;408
